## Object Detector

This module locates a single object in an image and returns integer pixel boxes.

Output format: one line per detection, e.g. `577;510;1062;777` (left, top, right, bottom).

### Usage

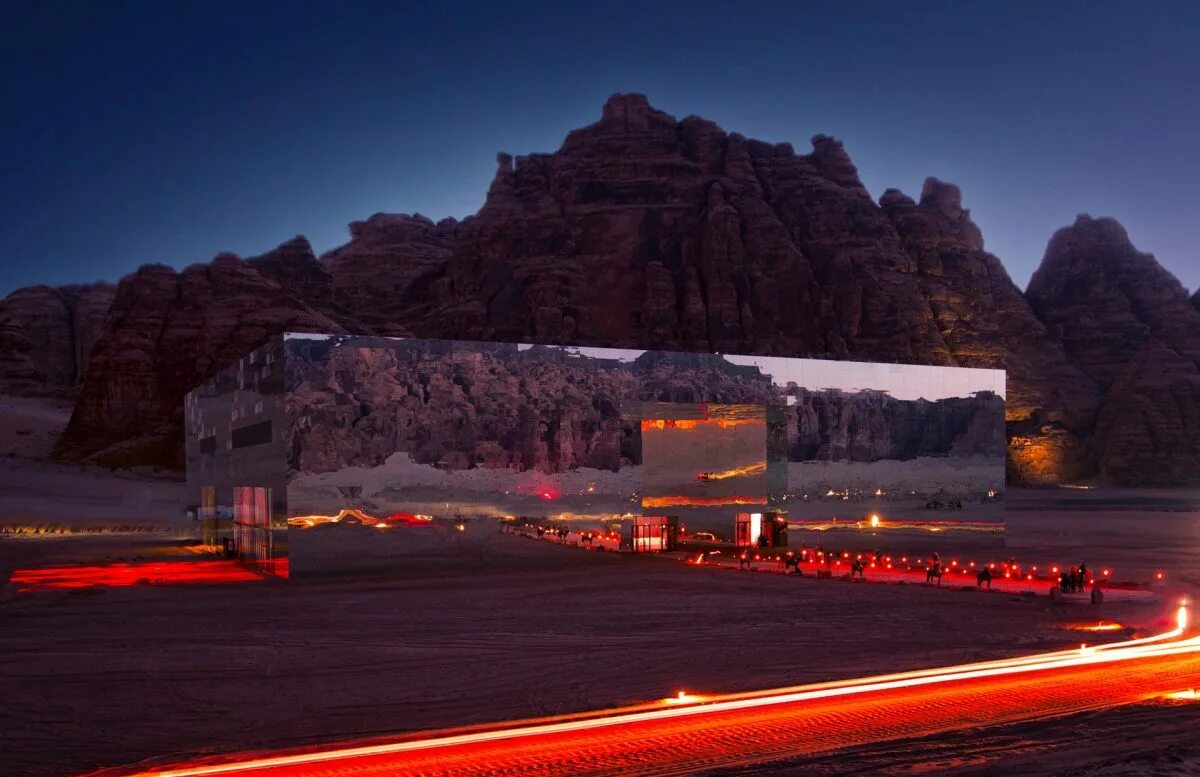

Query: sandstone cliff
1027;216;1200;485
39;94;1198;484
319;213;460;334
418;95;947;364
0;283;116;395
54;242;352;467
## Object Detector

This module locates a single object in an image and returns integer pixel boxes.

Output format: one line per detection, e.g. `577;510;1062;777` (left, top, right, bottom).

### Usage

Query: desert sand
0;529;1186;777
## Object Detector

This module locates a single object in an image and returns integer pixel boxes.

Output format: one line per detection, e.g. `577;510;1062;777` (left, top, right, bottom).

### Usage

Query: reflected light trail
696;461;766;481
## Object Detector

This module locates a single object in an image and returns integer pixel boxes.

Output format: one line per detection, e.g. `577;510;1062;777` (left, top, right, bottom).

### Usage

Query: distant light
1073;622;1122;632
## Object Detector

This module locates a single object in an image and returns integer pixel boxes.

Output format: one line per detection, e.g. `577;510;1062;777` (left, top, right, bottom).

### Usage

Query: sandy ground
0;395;75;459
0;396;189;535
1;533;1172;777
1006;488;1200;586
719;700;1200;776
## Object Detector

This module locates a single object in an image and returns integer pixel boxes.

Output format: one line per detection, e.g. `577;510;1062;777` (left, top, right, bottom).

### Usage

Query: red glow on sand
385;512;434;525
10;560;265;591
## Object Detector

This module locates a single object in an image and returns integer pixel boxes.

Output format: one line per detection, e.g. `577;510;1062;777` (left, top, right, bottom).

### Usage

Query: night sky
3;1;1197;296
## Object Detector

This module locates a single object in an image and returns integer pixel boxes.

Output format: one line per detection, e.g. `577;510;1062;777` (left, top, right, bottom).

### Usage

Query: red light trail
96;606;1200;777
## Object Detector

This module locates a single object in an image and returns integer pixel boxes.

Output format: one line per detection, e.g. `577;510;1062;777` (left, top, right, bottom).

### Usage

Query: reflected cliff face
269;335;1004;531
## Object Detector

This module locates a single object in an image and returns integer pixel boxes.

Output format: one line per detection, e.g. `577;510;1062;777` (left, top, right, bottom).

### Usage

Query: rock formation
54;243;352;467
879;180;1102;482
31;94;1198;484
319;213;460;334
0;283;116;395
1026;216;1200;485
418;95;947;364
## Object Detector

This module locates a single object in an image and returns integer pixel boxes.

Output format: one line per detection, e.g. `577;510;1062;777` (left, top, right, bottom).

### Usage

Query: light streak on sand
106;605;1198;777
641;495;769;508
1072;622;1125;632
696;462;766;481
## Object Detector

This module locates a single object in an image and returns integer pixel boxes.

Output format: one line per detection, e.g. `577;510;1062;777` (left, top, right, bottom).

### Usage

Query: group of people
730;544;1099;600
1059;562;1090;593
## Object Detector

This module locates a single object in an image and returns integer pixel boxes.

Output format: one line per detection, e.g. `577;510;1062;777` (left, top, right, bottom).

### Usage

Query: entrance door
632;515;677;553
233;486;274;572
735;512;764;547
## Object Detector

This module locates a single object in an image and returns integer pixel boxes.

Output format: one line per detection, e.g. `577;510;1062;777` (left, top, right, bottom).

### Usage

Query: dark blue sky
3;1;1197;296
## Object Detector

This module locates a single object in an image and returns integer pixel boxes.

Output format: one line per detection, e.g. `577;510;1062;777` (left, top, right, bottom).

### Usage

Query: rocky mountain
320;213;461;334
54;244;354;467
1026;216;1200;485
25;94;1198;484
0;282;116;395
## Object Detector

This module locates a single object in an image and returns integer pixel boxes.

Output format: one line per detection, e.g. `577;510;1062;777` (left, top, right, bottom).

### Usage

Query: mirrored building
185;333;1006;578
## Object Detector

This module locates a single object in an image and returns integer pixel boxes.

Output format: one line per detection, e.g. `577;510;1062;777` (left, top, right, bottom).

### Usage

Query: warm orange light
1072;622;1123;633
288;509;433;528
664;690;703;705
641;418;765;432
696;462;767;481
641;496;768;508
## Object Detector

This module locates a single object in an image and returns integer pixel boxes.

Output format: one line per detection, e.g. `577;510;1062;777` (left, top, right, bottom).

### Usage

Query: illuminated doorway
631;515;678;553
735;511;787;547
233;486;276;574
